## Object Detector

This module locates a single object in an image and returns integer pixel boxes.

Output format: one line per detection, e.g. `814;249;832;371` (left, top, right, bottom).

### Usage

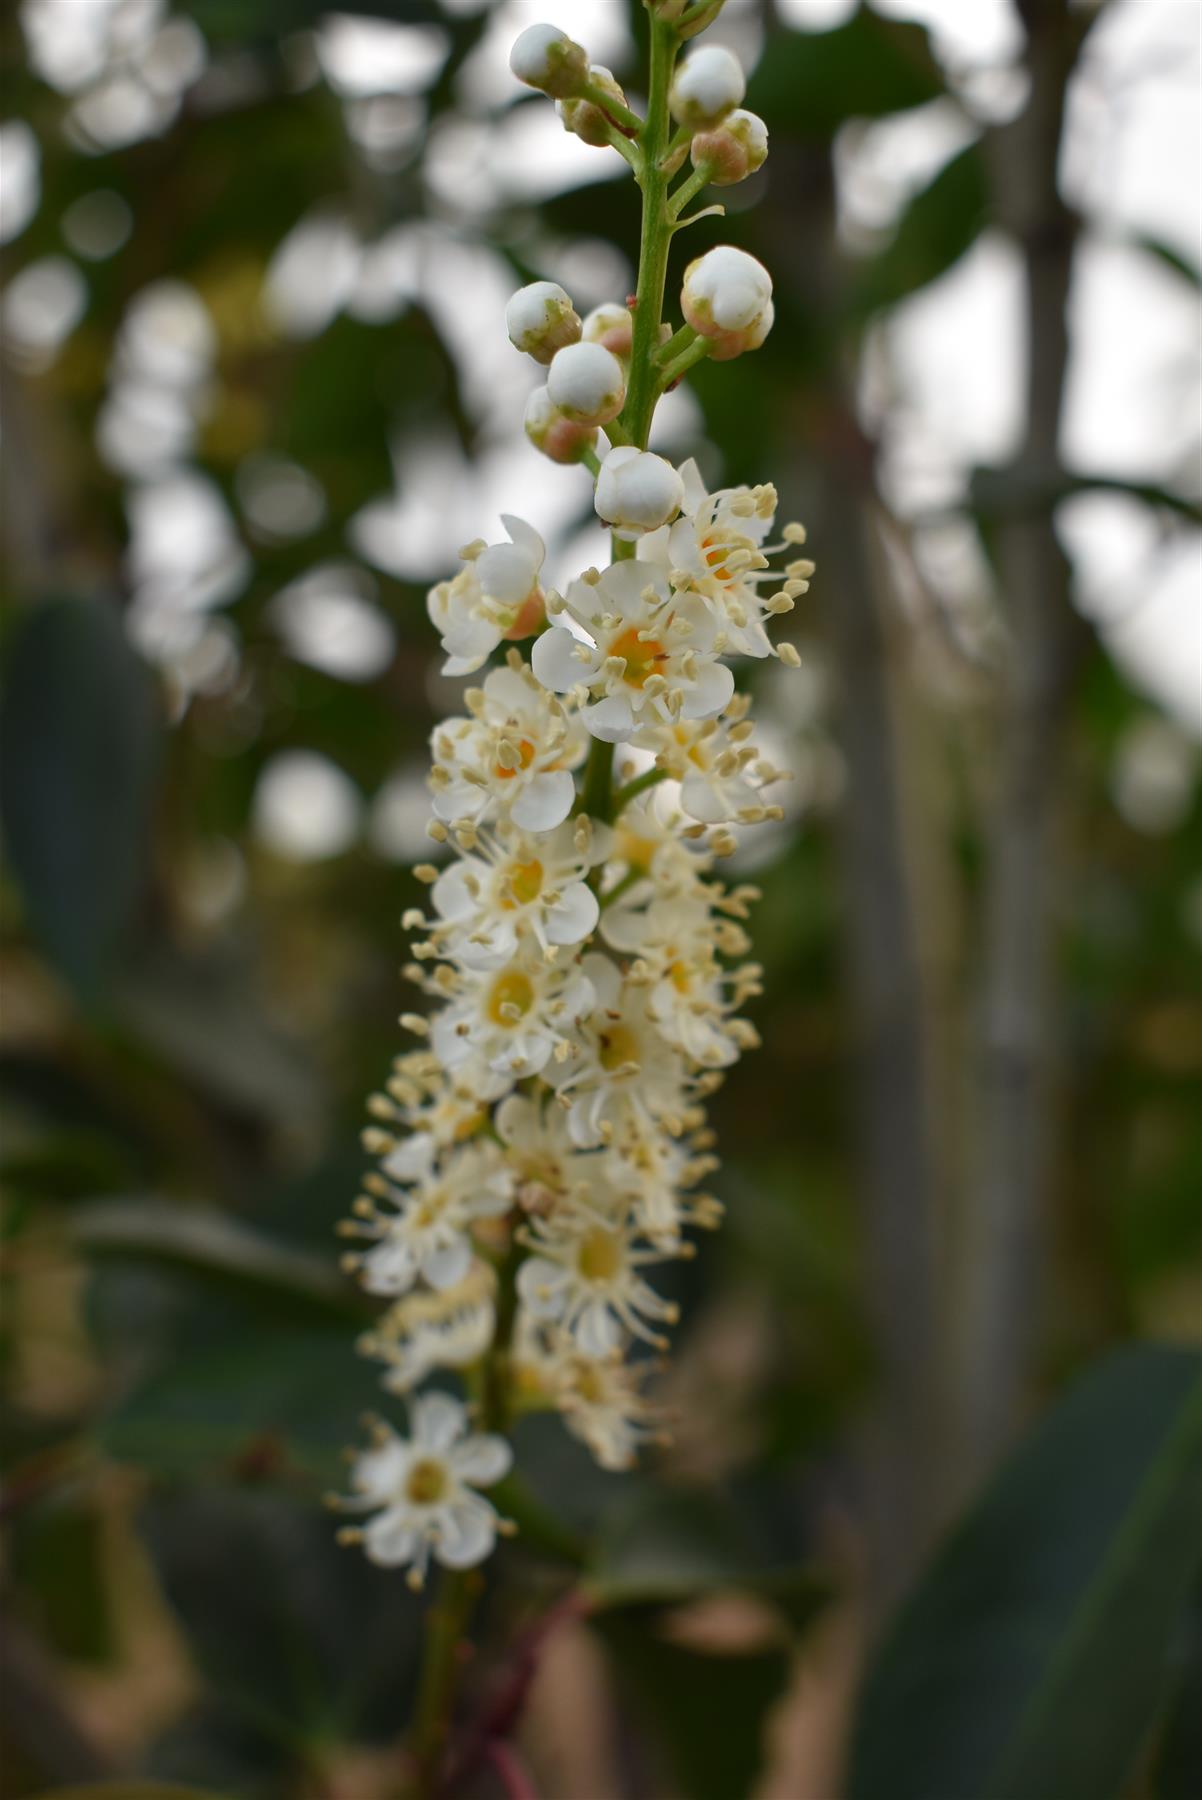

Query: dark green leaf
748;7;945;139
0;598;161;1000
851;144;989;318
849;1344;1202;1800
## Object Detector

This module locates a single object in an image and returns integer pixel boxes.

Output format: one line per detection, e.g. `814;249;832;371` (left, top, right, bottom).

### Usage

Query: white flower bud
505;281;582;364
594;447;684;535
524;385;598;465
560;66;628;147
547;340;626;426
690;109;768;187
510;23;589;100
681;245;773;359
669;45;745;131
581;302;633;360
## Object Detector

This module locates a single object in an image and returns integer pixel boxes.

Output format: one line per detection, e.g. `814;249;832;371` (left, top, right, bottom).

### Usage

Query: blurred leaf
1155;1585;1202;1800
180;0;445;38
599;1613;791;1800
1133;235;1202;290
849;1344;1202;1800
0;598;160;1001
72;1197;360;1316
748;6;945;138
10;1493;114;1664
851;144;989;317
32;1782;231;1799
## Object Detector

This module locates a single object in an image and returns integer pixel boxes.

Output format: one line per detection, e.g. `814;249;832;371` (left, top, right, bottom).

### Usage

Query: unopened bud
505;280;581;363
524;385;598;465
560;66;628;146
510;23;589;99
690;109;768;187
595;446;684;536
547;340;626;425
581;301;633;359
670;45;744;131
681;245;773;360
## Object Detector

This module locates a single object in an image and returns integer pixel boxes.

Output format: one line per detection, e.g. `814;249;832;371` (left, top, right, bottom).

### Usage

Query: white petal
352;1439;409;1501
363;1509;419;1568
531;624;594;694
511;768;575;831
361;1238;418;1296
381;1133;437;1183
435;1498;496;1569
517;1255;570;1317
483;665;535;711
422;1238;472;1291
584;693;636;742
681;658;734;719
598;902;647;953
477;541;537;606
500;514;545;567
432;861;477;923
450;1433;514;1486
411;1391;467;1452
577;1299;621;1356
680;771;731;823
580;949;620;1009
546;880;599;945
679;457;707;514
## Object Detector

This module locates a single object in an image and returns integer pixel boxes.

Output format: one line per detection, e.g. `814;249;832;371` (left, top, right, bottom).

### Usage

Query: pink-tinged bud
690;109;768;187
594;446;684;535
505;281;581;363
524;385;598;464
547;340;626;426
581;302;633;360
509;23;589;99
669;45;744;131
559;65;629;146
503;588;547;641
681;245;773;359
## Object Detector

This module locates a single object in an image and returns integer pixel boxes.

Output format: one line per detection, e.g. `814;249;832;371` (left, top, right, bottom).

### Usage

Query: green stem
612;766;669;813
598;867;644;912
617;16;679;452
658;335;712;390
408;1569;479;1798
656;322;696;363
669;159;713;219
579;80;644;138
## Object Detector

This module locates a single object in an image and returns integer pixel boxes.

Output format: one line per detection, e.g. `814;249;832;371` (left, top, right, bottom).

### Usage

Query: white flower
361;1263;497;1393
509;22;588;98
353;1138;513;1298
494;1090;599;1211
532;558;733;743
601;890;760;1067
636;709;785;824
343;1393;512;1585
427;817;601;968
430;661;585;832
639;459;806;659
548;953;692;1148
505;280;581;363
690;109;768;186
525;385;598;465
517;1198;678;1355
431;949;595;1085
594;446;684;535
669;45;745;130
547;340;626;426
681;246;773;360
515;1319;664;1470
427;518;546;676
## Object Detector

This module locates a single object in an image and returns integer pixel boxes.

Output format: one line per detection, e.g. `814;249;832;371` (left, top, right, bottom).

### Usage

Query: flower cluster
334;5;812;1587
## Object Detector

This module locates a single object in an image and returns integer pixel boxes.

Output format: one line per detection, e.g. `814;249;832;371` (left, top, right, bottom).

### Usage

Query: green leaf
30;1787;228;1800
748;6;945;140
849;1343;1202;1800
851;144;989;318
0;598;161;1000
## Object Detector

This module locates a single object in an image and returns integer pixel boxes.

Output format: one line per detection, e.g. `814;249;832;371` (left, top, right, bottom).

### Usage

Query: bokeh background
1;2;1200;1797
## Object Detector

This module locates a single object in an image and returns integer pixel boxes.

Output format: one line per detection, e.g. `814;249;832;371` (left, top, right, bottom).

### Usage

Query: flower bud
547;340;626;426
505;281;582;363
524;385;598;465
581;302;633;360
560;66;628;147
690;109;768;187
669;45;744;131
595;446;684;535
681;245;773;359
509;23;589;99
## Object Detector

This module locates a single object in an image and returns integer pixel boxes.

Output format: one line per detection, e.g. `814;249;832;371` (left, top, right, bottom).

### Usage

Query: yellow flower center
609;625;666;689
405;1457;448;1505
668;959;692;994
577;1228;622;1283
598;1023;640;1071
507;858;544;907
487;969;536;1026
494;738;536;781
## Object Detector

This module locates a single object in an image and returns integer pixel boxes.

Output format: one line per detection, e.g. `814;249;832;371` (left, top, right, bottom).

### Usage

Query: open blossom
340;1;813;1585
430;660;585;831
340;1393;512;1583
532;558;734;742
427;519;546;675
